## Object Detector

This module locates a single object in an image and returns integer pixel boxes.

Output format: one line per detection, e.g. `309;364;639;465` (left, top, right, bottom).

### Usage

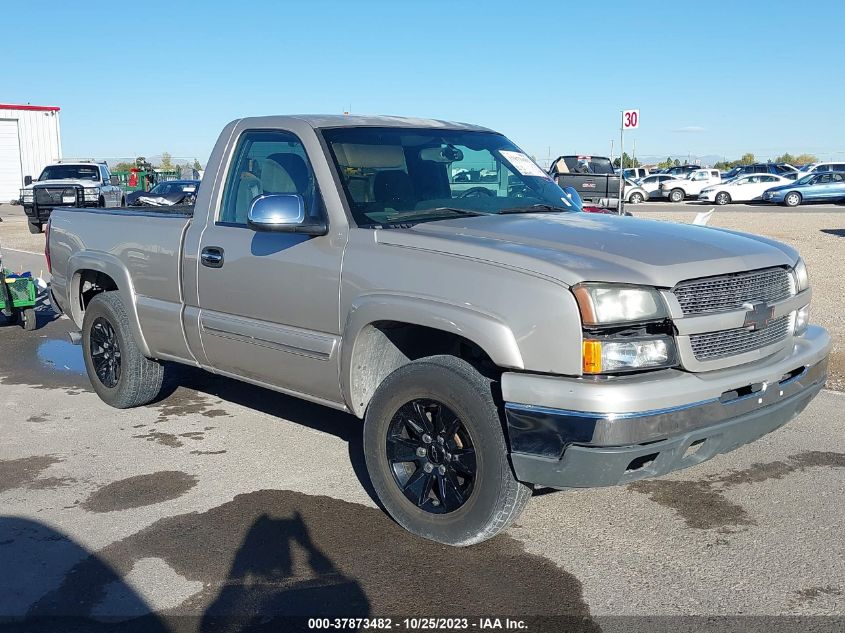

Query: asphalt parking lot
1;203;844;631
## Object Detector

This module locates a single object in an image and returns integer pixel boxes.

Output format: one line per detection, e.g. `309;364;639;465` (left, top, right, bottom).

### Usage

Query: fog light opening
684;439;705;459
625;453;659;473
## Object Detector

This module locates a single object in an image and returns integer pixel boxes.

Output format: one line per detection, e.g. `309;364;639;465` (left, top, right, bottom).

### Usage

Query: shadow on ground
3;491;597;632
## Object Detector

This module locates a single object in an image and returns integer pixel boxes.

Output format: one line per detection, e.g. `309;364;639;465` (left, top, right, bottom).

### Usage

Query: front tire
629;192;644;204
82;292;164;408
715;192;731;205
669;188;685;203
784;192;802;207
27;221;42;234
364;355;532;546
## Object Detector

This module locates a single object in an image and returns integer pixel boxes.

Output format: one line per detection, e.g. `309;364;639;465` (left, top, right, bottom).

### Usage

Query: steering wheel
459;186;495;198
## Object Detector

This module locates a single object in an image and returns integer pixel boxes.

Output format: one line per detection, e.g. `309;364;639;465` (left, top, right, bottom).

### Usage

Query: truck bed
48;206;193;336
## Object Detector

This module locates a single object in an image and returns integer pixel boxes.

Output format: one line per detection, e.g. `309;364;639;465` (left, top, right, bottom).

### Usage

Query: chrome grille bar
673;267;793;316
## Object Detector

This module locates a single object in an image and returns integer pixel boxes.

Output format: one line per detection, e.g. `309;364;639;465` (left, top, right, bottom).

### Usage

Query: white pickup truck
659;168;722;202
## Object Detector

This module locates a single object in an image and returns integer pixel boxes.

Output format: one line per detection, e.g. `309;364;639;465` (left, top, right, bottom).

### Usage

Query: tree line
613;152;820;170
112;152;202;173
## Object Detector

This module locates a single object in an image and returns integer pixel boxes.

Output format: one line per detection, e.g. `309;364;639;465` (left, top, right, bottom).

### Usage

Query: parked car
659;169;722;202
125;179;200;206
637;174;679;196
762;171;845;206
795;162;845;177
18;160;124;234
663;165;701;178
549;155;621;204
699;174;794;205
621;167;649;180
48;115;829;546
623;179;648;204
721;163;797;181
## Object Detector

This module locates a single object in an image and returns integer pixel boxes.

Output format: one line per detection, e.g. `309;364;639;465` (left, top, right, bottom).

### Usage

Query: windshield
38;165;100;181
322;128;578;226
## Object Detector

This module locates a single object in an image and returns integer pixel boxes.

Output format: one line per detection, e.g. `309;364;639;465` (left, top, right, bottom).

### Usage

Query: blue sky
3;0;843;165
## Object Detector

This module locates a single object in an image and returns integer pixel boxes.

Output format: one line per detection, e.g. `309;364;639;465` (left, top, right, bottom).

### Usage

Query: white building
0;103;62;203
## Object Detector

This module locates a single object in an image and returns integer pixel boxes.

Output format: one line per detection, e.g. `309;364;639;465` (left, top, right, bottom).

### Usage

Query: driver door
195;128;344;404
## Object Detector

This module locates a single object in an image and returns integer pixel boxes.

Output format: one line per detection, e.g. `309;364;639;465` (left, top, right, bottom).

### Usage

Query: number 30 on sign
622;109;639;129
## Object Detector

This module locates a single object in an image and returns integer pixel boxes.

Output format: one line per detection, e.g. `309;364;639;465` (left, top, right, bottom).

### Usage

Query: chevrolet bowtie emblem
743;301;774;331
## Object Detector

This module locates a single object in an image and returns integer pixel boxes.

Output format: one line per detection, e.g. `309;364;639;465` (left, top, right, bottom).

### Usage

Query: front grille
673;267;793;316
34;187;78;206
689;315;791;361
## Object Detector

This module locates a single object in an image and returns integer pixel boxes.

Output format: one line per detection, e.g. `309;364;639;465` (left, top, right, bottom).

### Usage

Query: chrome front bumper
502;326;831;488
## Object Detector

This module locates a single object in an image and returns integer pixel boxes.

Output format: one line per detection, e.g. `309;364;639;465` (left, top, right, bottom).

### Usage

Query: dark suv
721;163;796;181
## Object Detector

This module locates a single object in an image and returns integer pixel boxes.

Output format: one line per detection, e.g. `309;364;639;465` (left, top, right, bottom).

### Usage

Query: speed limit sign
622;109;640;129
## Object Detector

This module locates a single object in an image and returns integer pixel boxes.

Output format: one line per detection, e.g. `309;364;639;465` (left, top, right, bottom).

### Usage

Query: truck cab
19;160;124;233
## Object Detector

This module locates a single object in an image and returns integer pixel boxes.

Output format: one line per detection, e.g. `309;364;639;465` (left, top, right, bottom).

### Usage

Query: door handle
201;246;224;268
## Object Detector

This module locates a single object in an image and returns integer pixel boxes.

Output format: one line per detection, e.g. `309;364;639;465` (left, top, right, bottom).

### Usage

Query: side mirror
247;194;327;236
24;175;32;186
110;175;119;186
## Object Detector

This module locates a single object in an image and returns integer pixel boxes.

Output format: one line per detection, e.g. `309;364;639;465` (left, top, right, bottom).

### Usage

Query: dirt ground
1;205;842;389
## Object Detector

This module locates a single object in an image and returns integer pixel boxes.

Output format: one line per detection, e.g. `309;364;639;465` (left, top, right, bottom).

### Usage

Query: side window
219;130;319;225
817;174;832;184
832;173;844;182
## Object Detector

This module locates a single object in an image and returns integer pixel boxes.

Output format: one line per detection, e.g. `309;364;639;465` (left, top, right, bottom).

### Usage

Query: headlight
792;258;809;291
83;187;100;200
583;337;676;374
20;189;33;200
572;284;668;325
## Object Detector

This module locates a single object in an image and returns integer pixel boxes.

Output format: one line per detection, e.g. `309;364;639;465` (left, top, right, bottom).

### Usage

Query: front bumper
503;326;830;488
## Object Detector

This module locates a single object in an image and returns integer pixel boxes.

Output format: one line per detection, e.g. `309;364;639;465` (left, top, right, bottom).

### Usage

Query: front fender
340;293;524;416
66;251;152;357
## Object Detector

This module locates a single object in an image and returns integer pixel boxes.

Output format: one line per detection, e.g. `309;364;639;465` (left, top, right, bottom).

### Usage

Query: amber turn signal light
582;340;602;374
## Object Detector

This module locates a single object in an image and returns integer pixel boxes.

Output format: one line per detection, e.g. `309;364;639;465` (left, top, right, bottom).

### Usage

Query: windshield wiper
497;203;571;214
384;207;486;222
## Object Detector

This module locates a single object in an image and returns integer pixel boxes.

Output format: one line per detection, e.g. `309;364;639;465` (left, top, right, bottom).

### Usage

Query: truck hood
375;212;798;287
24;179;99;190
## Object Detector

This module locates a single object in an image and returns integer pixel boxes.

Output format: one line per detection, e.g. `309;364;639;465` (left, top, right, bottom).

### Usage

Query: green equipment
0;270;38;330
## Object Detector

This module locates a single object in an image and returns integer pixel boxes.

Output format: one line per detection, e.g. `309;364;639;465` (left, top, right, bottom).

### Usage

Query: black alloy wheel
89;316;122;388
386;398;476;514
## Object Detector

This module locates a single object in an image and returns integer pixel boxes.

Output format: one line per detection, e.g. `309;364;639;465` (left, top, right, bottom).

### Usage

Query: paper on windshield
499;150;550;179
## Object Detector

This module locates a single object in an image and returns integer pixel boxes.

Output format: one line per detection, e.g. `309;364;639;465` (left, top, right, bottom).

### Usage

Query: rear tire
364;355;532;546
669;188;685;203
784;192;802;207
27;221;42;234
715;192;731;205
82;291;164;408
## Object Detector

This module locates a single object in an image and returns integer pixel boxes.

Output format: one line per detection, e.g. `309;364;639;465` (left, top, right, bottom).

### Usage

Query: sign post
618;109;639;214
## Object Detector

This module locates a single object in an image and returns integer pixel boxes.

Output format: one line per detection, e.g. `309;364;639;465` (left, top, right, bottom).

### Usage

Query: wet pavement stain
26;414;48;423
81;471;198;513
133;430;184;448
629;451;845;530
29;490;598;631
179;432;205;441
152;388;232;423
26;476;77;490
795;586;842;605
0;455;62;493
190;450;227;455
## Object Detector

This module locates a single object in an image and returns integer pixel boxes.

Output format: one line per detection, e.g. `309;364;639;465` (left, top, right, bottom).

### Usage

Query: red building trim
0;103;61;112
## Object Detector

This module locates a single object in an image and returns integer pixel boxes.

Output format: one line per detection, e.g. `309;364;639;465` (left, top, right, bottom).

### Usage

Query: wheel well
349;321;498;416
76;269;118;315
